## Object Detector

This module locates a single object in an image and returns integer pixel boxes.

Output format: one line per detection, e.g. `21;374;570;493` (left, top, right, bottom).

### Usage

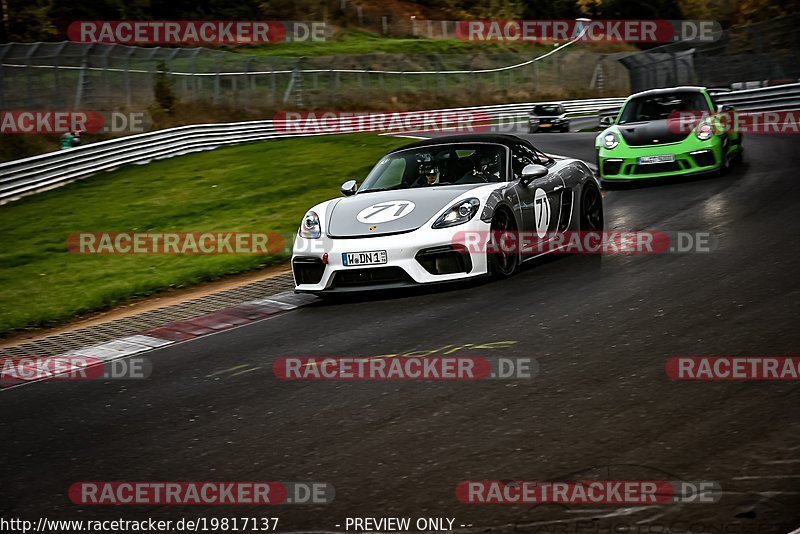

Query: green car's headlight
433;198;480;229
602;132;619;149
299;210;321;239
696;121;715;141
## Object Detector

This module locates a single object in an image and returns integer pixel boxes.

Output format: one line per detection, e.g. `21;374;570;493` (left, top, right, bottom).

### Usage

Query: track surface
2;128;800;531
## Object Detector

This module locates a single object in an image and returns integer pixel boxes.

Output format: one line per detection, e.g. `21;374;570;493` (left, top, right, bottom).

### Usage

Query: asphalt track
2;125;800;532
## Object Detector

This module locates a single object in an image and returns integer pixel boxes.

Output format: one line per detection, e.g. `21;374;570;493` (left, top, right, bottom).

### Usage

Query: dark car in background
529;103;570;133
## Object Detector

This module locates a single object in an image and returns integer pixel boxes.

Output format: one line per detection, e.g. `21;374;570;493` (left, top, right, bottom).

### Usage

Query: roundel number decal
533;188;551;238
357;201;416;224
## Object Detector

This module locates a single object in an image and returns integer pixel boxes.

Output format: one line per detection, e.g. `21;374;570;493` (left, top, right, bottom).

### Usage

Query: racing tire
719;138;733;175
732;141;744;166
580;184;604;232
578;184;604;271
488;208;519;279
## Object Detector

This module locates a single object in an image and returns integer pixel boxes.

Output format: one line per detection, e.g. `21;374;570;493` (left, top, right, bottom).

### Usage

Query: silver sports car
292;134;603;293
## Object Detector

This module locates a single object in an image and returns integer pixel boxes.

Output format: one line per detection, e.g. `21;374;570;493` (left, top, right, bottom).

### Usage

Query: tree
4;0;56;42
521;0;581;19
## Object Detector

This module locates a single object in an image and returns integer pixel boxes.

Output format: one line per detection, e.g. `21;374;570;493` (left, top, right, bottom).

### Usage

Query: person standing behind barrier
60;131;74;149
60;130;82;149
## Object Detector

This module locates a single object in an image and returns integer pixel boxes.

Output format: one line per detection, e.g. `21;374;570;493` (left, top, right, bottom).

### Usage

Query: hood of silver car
327;185;482;238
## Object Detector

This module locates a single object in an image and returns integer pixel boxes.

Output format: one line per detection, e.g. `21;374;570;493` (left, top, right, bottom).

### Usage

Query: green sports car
596;86;743;183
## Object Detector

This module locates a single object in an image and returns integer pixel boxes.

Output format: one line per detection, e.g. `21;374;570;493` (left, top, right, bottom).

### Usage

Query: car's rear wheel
488;209;519;278
580;184;604;231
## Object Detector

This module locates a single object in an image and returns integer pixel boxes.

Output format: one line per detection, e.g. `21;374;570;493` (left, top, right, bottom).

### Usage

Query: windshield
618;92;711;124
359;144;507;192
534;105;562;115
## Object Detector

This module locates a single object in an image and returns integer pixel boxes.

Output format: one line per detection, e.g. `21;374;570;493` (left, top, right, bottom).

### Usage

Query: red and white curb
0;291;316;390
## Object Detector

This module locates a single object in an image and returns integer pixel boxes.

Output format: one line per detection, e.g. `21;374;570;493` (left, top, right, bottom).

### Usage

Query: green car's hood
600;120;691;148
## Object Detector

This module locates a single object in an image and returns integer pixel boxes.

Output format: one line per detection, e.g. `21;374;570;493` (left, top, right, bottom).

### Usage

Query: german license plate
342;250;387;266
638;154;676;165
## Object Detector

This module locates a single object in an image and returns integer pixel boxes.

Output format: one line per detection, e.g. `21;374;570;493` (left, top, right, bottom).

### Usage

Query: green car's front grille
598;146;724;180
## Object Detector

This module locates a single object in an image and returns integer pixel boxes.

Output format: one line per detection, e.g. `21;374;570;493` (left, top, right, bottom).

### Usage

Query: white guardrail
0;97;625;203
1;83;798;204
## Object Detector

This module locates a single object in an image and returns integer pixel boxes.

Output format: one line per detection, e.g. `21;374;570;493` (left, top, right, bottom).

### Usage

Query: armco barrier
1;83;799;204
713;82;800;111
0;97;625;203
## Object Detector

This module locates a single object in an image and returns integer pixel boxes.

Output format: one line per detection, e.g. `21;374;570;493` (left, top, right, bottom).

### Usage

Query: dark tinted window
533;104;563;115
618;92;711;124
511;143;550;178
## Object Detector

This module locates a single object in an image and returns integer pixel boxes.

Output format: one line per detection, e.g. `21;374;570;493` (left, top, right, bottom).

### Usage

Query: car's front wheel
720;138;732;174
488;209;519;278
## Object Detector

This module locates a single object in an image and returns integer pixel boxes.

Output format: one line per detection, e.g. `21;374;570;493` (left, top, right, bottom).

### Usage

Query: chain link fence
0;42;629;112
620;15;800;92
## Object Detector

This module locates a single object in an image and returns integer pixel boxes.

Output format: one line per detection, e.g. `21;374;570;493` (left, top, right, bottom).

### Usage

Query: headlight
529;117;540;123
299;210;321;239
696;121;715;141
602;132;619;149
432;198;480;229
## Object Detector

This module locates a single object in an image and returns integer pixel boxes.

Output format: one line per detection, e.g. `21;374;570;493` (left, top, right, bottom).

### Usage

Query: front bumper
292;221;490;293
598;138;722;180
529;119;569;132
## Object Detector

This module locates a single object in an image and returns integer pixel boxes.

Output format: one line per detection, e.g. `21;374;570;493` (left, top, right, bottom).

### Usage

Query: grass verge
237;32;551;56
0;133;407;337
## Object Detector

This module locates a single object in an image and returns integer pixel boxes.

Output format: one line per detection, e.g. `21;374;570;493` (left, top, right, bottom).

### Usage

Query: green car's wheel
732;137;744;165
719;138;734;175
488;209;519;278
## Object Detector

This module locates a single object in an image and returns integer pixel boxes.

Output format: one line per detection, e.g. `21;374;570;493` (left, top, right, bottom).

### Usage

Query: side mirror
520;164;548;186
599;116;615;127
717;104;734;113
340;179;358;196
